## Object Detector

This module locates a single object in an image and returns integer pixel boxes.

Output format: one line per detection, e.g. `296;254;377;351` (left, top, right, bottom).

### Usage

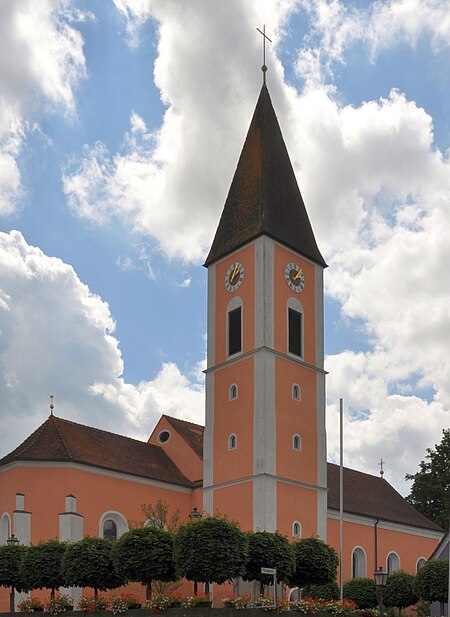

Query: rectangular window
228;307;242;356
288;308;302;356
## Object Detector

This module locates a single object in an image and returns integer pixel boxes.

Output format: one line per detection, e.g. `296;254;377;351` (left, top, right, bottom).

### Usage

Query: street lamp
189;509;202;594
7;534;20;614
374;566;388;617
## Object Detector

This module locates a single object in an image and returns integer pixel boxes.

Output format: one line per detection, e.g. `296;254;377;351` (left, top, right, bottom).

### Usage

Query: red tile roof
0;414;441;533
0;415;192;487
327;463;442;532
162;415;204;459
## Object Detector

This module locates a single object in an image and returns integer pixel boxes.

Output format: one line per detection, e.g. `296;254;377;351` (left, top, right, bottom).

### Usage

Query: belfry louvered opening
288;308;302;356
228;306;242;356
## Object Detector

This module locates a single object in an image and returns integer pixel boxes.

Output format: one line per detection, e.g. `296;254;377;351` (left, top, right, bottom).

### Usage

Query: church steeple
205;83;326;268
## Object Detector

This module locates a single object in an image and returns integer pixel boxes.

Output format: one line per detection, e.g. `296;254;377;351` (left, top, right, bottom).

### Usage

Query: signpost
261;567;277;609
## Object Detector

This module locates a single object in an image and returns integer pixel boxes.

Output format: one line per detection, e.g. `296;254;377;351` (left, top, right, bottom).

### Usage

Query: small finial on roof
379;458;385;478
256;25;272;84
50;395;54;415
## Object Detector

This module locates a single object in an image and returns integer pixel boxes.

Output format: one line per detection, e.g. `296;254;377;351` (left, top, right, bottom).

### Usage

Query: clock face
225;261;244;292
285;262;305;293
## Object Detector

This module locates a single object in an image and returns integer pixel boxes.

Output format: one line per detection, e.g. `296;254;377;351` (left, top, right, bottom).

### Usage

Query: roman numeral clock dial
285;262;305;292
224;261;244;292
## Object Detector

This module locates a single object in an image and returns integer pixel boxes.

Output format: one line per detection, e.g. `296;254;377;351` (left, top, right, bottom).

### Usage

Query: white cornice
327;509;443;540
0;460;192;494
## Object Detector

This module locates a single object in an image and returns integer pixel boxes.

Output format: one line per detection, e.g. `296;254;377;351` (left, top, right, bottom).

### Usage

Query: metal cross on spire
379;458;385;478
50;394;54;415
256;25;272;83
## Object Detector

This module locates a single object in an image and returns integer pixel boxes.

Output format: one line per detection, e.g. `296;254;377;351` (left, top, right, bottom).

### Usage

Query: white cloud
0;231;204;458
0;0;89;216
62;1;297;262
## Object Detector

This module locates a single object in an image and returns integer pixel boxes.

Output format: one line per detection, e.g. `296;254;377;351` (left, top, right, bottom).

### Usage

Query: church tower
203;83;327;540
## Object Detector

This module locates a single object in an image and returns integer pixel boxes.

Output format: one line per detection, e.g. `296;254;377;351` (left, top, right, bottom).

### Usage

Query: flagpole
339;398;344;602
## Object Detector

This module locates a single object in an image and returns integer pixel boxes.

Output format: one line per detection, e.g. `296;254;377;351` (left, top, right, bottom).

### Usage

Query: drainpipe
374;518;379;571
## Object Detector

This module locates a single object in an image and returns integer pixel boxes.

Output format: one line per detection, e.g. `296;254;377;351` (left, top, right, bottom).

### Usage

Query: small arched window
292;521;302;538
387;552;400;574
228;434;237;450
229;384;238;400
292;434;302;451
416;557;426;571
351;547;367;578
99;511;128;540
0;514;11;545
287;298;304;358
102;519;117;541
227;297;243;357
292;384;301;401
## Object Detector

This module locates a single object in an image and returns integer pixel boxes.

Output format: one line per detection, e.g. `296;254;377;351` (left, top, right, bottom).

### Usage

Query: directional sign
261;567;276;575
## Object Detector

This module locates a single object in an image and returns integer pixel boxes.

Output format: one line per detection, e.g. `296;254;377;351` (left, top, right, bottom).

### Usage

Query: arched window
229;384;238;400
416;557;426;571
287;298;304;358
227;297;243;357
387;552;400;574
228;434;237;450
292;434;302;451
292;521;302;538
0;514;11;545
99;511;128;540
292;384;301;401
102;519;117;541
351;547;367;578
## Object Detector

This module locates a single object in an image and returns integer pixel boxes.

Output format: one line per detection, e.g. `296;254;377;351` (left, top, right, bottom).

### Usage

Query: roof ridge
12;415;52;458
53;415;157;448
52;416;74;460
163;414;204;431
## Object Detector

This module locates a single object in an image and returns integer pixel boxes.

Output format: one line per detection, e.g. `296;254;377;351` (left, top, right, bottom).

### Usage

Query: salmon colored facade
0;82;443;611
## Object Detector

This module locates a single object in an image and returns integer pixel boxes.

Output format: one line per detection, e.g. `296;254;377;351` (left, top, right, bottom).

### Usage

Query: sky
0;0;450;497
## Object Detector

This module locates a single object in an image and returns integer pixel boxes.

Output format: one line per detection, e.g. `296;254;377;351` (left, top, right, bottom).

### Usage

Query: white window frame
416;557;427;571
157;429;172;444
229;384;238;400
386;551;400;574
292;521;302;538
292;434;302;451
292;384;301;401
287;297;304;359
0;513;11;545
228;433;237;451
99;511;128;540
351;546;367;578
227;296;243;358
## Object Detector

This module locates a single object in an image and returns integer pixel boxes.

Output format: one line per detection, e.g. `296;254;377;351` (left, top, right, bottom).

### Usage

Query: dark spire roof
205;83;326;267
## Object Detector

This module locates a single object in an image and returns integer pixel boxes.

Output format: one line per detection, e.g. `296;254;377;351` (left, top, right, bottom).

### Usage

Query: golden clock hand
293;269;303;281
230;265;239;283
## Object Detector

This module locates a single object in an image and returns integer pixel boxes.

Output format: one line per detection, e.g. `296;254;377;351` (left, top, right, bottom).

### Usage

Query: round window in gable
157;430;171;444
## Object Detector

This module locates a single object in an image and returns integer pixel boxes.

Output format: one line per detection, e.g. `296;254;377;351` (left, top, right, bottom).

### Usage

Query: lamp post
189;508;202;595
7;534;20;614
374;566;388;617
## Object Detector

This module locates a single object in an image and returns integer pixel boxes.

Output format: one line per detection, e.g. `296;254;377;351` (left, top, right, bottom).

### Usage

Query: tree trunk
194;581;198;595
146;580;152;600
51;588;55;601
94;588;98;600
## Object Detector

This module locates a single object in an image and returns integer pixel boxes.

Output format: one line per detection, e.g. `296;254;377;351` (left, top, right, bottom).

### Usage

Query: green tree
406;428;450;529
174;515;248;587
128;499;181;531
0;543;28;611
290;537;338;595
20;540;66;599
343;578;378;609
113;526;176;599
384;571;418;616
308;580;339;600
414;559;449;616
243;531;294;594
62;537;123;597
